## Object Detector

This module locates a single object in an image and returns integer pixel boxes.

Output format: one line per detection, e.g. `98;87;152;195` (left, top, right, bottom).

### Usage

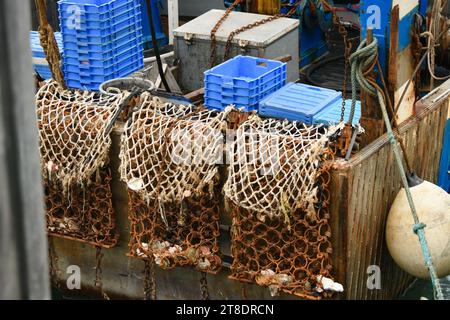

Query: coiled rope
350;38;445;300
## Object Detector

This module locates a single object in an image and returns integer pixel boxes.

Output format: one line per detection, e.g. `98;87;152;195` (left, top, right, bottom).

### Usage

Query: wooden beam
388;5;400;104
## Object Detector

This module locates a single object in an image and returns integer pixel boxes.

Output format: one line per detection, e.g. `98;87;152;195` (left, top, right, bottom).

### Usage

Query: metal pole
0;0;50;300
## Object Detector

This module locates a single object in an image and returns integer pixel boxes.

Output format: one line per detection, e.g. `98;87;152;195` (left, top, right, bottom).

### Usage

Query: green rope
351;39;444;300
348;38;379;124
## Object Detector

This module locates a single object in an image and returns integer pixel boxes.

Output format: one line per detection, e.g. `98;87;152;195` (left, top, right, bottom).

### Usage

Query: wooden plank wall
330;79;450;300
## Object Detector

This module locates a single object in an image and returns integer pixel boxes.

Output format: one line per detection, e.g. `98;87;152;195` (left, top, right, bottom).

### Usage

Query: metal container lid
173;9;299;47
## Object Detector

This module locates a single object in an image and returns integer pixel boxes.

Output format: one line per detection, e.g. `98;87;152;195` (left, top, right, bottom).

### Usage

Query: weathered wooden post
0;0;50;300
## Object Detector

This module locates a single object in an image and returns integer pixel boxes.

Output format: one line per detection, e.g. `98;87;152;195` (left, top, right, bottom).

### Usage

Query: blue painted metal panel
438;119;450;192
360;0;419;76
419;0;428;17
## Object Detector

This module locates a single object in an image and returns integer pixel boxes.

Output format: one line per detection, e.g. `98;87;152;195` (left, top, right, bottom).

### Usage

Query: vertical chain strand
200;272;210;300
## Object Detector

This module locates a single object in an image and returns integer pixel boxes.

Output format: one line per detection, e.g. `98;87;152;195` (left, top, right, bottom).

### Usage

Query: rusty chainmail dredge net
224;115;338;299
36;80;122;247
120;94;232;273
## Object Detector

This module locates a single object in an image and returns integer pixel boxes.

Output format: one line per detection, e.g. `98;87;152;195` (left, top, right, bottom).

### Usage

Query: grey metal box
174;9;299;92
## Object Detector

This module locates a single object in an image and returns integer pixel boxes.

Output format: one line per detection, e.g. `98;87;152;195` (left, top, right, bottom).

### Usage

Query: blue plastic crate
64;42;142;67
63;34;142;52
259;83;342;124
64;46;143;74
58;0;137;15
59;2;140;26
65;57;144;90
59;0;138;21
61;26;142;45
60;10;142;36
314;99;362;126
204;55;287;112
59;4;141;31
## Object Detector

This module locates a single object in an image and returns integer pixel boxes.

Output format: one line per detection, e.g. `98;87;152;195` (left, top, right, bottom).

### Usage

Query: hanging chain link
144;259;157;300
200;272;210;300
210;0;245;67
326;2;353;122
241;283;248;300
210;0;303;65
48;237;61;290
94;246;110;300
223;3;301;61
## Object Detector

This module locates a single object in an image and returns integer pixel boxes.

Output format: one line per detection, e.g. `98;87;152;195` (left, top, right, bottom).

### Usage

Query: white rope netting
224;115;337;220
119;93;231;204
36;80;126;190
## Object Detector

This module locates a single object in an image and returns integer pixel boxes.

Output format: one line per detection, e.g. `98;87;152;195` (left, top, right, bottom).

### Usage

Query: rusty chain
210;0;245;67
144;259;157;300
48;237;61;290
200;272;210;300
326;3;353;122
94;246;110;300
223;2;301;61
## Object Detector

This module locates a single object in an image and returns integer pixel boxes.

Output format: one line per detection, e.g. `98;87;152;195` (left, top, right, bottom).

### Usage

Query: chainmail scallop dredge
36;80;123;247
120;93;232;273
224;115;343;299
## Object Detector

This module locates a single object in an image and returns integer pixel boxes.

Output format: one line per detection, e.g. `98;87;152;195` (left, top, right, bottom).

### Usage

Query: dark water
400;276;450;300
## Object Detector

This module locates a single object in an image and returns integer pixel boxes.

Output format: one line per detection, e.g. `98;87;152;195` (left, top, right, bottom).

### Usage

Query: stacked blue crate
58;0;144;90
30;31;64;80
259;83;342;124
204;56;287;112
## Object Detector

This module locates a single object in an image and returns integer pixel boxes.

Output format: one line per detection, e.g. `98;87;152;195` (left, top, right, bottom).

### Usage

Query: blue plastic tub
59;0;138;21
259;83;342;124
58;0;144;90
64;57;144;90
63;34;142;58
64;43;142;67
58;0;137;14
204;55;287;112
64;47;143;73
61;26;142;45
60;10;142;36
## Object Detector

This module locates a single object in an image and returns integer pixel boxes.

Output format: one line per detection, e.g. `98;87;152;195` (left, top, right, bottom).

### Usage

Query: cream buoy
386;179;450;279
